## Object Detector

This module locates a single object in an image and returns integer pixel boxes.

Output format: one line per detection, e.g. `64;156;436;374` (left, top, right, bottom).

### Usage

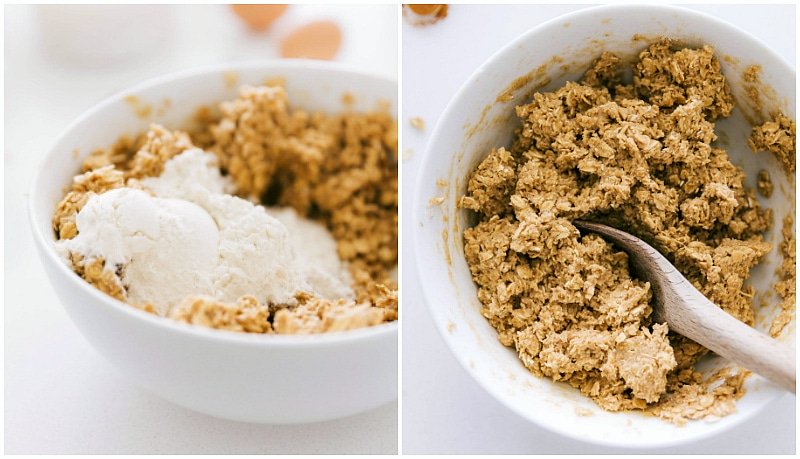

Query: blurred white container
35;5;172;66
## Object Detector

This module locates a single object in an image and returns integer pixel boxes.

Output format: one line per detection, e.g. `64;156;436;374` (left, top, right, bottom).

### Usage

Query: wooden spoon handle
666;289;796;393
573;221;796;393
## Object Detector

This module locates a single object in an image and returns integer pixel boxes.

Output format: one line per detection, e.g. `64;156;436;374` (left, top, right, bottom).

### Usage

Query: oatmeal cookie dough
461;39;783;423
53;84;398;335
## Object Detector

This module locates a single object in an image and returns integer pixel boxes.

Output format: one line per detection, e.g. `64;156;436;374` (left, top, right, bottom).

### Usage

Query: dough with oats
461;39;790;424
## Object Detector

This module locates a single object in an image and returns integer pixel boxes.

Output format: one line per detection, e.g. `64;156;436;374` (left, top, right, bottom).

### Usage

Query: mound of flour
57;148;353;315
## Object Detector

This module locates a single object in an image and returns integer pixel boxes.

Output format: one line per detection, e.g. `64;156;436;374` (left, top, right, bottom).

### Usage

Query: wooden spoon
574;220;796;393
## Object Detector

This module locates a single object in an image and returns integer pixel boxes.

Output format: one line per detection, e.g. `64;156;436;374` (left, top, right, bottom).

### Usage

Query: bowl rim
414;3;794;449
29;59;398;349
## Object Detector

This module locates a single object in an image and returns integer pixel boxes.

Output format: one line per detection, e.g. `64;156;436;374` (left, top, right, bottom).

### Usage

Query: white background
4;4;397;454
401;4;796;454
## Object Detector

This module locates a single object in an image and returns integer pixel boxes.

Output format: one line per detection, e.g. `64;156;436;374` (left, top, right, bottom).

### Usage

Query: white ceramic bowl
30;61;398;424
414;5;795;448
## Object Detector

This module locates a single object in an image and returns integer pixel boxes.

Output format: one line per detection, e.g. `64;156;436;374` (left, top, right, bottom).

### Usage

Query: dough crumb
743;65;763;110
743;65;761;83
429;196;445;206
409;117;425;130
748;112;796;174
756;169;773;198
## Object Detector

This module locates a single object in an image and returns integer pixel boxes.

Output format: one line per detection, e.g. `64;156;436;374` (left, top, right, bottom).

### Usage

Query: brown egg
280;20;342;60
231;4;288;32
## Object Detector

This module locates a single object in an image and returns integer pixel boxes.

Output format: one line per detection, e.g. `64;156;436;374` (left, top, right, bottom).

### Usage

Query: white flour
266;207;354;301
57;148;353;315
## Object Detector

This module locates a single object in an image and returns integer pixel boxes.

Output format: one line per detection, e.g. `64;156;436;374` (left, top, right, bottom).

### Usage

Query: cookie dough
461;39;790;423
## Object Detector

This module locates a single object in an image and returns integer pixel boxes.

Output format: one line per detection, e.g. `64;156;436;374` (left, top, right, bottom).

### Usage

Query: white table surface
4;4;397;454
401;4;796;454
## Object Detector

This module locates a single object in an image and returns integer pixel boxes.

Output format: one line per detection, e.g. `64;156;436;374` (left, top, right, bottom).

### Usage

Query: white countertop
401;4;796;454
4;4;397;454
